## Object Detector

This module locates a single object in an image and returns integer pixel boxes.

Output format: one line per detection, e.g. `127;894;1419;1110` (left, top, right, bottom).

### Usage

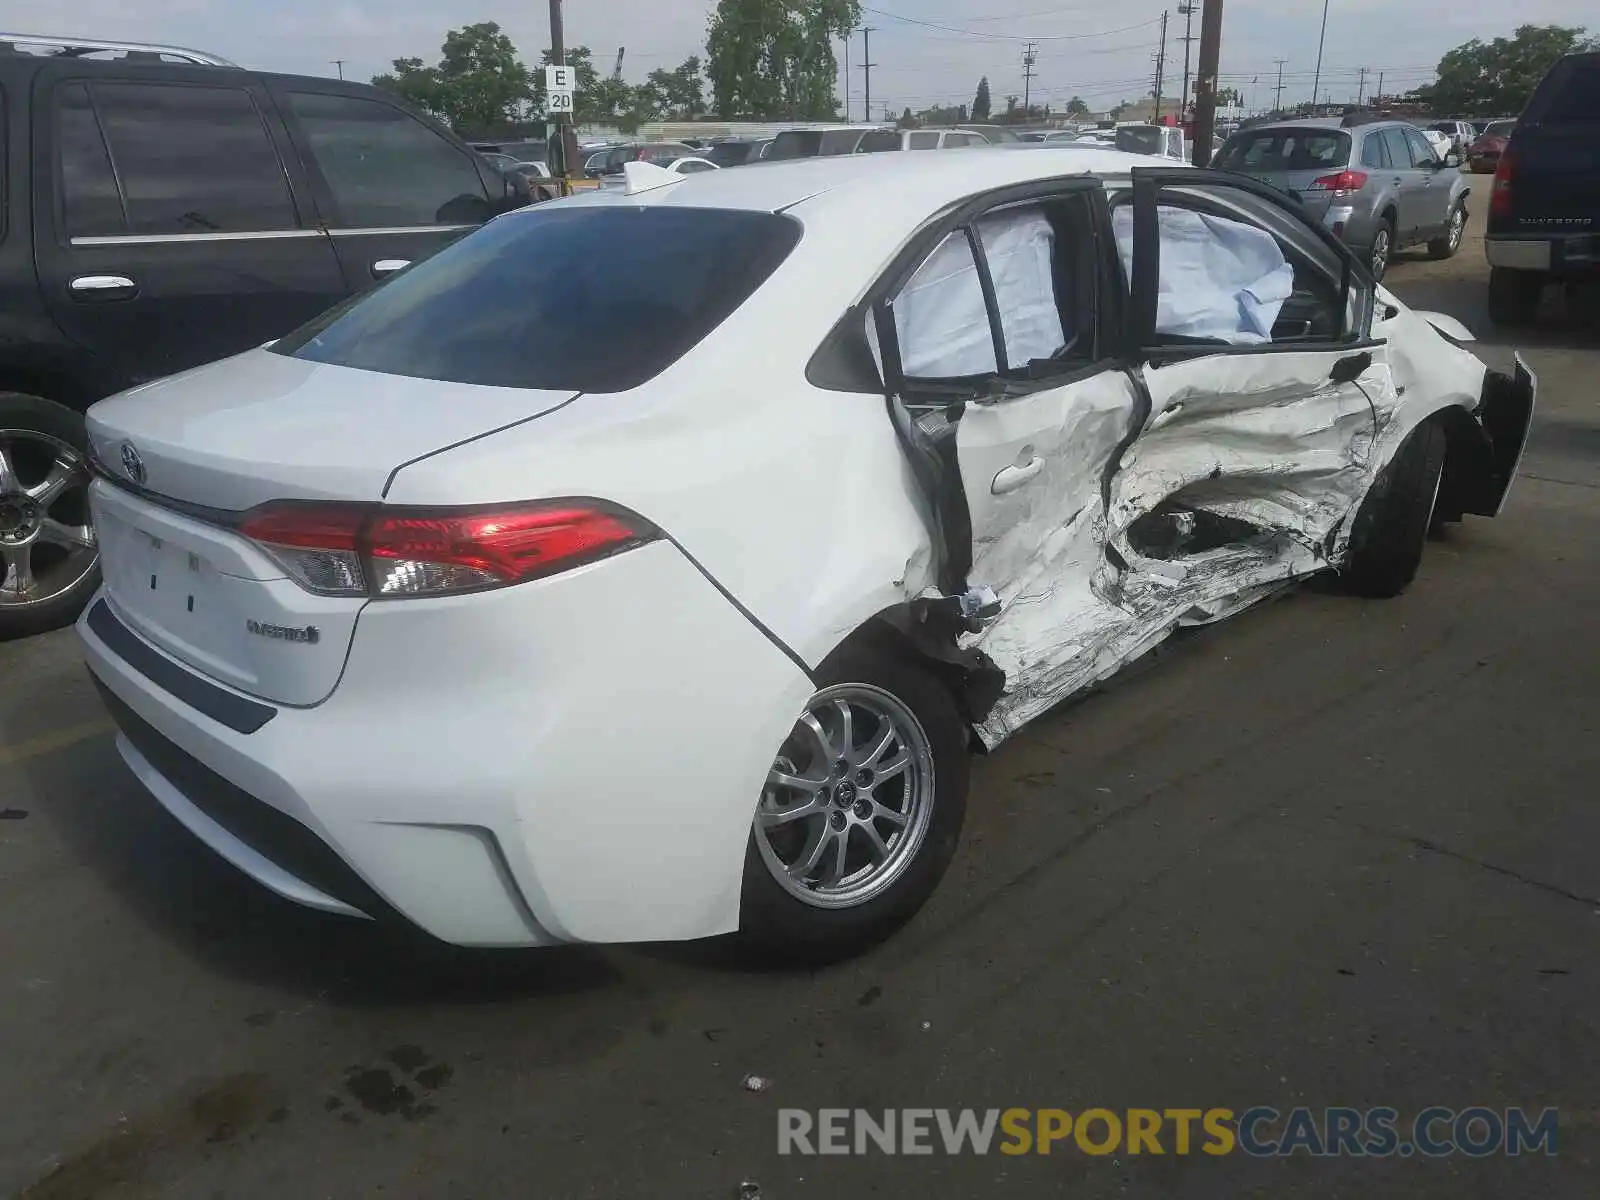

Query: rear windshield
273;207;802;393
1524;54;1600;125
1215;128;1351;172
1480;120;1516;138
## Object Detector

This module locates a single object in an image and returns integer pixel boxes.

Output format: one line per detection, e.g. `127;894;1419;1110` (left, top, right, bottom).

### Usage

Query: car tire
1428;203;1465;259
1369;215;1396;281
1487;267;1543;327
739;643;970;963
0;393;100;640
1341;419;1447;599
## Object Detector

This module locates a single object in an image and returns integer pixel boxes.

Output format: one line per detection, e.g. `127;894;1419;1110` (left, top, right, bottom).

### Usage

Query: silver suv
1214;117;1472;280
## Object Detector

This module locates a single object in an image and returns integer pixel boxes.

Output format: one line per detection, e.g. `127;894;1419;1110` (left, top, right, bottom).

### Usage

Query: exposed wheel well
1431;404;1494;525
819;608;1005;752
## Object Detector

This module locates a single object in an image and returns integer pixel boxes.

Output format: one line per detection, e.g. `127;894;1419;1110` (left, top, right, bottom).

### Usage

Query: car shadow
1389;271;1600;352
23;738;622;1005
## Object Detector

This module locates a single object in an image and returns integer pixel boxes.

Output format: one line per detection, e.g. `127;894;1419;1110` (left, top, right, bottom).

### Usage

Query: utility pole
1272;58;1287;112
1191;0;1224;166
548;0;578;183
1177;2;1197;119
1022;41;1038;116
1310;0;1331;115
861;27;877;126
1356;65;1367;106
843;31;851;122
1376;70;1384;103
1153;10;1168;121
331;59;345;80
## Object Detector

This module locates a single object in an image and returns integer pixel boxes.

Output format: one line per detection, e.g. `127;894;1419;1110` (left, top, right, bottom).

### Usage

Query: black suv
1484;51;1600;325
0;35;528;637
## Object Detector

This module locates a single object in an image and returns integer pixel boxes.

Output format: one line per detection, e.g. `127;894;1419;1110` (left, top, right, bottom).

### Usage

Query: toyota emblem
119;442;146;486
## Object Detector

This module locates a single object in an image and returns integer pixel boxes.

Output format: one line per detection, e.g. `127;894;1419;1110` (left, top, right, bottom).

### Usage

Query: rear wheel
1368;216;1396;281
1342;419;1447;599
1487;267;1543;327
1428;203;1465;259
0;393;99;640
740;645;969;962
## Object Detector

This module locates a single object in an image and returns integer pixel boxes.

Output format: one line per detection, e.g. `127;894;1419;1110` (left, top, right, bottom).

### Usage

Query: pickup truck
1484;51;1600;325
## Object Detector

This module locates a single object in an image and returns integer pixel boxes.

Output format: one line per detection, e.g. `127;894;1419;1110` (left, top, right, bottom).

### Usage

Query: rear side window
1215;129;1350;172
1524;55;1600;125
908;131;940;150
274;207;801;392
287;92;489;228
705;141;754;167
856;130;902;154
88;82;297;234
1359;133;1391;169
1380;129;1413;170
57;84;124;238
820;130;866;155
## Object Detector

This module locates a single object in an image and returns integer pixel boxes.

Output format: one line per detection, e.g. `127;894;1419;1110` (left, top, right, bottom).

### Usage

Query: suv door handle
992;456;1044;494
69;274;137;299
372;259;410;278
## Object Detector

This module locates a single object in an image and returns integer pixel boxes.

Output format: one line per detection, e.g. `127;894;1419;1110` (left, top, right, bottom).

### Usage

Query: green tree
899;106;916;128
706;0;861;119
373;22;531;129
1416;24;1594;116
1003;95;1019;123
1064;95;1089;117
645;56;708;120
971;76;992;122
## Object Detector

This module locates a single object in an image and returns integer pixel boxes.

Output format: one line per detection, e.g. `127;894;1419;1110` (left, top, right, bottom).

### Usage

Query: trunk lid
86;349;579;707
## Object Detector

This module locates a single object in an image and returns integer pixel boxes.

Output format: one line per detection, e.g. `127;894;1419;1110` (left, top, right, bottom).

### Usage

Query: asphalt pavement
2;208;1597;1199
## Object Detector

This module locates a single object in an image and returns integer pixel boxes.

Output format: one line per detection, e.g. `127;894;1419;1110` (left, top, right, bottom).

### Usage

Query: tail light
1490;147;1517;218
1307;169;1368;195
240;500;657;599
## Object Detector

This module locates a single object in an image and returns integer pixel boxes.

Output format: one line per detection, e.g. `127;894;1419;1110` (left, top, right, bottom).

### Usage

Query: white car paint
78;147;1530;948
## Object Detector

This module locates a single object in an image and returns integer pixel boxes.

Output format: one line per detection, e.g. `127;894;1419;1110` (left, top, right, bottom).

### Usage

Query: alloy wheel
755;683;936;909
0;430;97;609
1370;228;1391;279
1448;207;1465;251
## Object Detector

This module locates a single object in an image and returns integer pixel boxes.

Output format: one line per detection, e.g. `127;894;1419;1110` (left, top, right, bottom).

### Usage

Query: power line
861;6;1164;43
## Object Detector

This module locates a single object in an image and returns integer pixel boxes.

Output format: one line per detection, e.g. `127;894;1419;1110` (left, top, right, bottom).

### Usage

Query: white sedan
79;149;1534;961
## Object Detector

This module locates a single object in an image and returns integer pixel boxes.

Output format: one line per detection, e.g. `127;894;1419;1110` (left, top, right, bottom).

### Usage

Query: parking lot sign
546;64;575;114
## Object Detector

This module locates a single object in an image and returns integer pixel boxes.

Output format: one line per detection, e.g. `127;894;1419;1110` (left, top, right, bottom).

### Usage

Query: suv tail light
1307;169;1369;195
240;500;658;599
1490;147;1517;218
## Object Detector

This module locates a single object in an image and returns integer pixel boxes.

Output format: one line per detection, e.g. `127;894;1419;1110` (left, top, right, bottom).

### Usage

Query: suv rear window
856;130;903;153
1524;54;1600;125
1215;128;1351;172
273;207;801;392
704;141;756;167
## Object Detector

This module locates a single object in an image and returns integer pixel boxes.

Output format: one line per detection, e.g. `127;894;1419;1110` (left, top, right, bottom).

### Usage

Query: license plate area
98;511;232;653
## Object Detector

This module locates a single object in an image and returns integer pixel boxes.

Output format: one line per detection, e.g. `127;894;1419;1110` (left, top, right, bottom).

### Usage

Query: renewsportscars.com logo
777;1107;1558;1158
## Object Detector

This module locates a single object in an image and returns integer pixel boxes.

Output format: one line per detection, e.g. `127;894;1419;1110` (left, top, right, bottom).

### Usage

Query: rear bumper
80;540;814;947
1485;233;1600;279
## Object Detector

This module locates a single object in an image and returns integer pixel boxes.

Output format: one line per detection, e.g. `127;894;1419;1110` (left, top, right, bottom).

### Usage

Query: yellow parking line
0;719;115;768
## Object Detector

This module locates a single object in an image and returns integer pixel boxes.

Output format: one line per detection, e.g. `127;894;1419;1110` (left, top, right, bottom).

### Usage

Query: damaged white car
78;150;1535;961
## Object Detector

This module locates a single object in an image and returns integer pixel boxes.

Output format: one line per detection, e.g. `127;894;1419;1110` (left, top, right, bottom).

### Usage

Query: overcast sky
10;0;1594;115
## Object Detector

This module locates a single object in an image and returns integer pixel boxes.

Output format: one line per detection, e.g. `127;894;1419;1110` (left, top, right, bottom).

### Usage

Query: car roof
554;145;1160;224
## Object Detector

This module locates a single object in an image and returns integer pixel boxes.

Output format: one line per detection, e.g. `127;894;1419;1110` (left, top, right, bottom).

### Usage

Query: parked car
1484;51;1600;325
702;137;771;167
950;124;1023;144
1427;120;1478;156
79;148;1533;960
766;125;889;159
1420;127;1453;160
594;141;698;174
1466;120;1516;174
854;128;992;152
1214;116;1471;280
0;33;528;639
